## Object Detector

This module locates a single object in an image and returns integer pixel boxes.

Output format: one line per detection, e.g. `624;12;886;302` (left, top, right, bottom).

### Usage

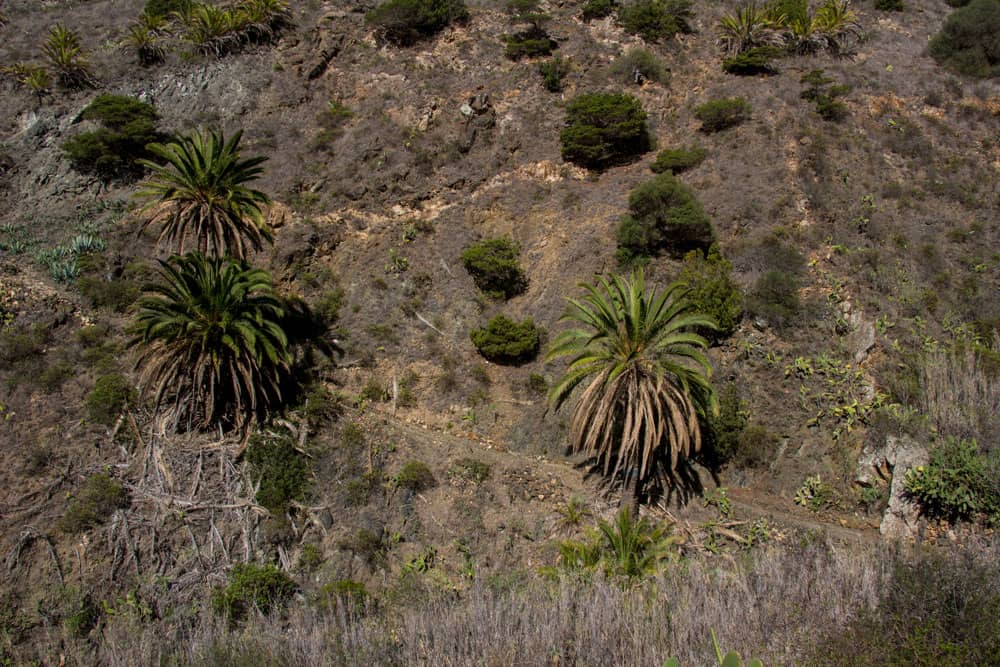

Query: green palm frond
137;128;273;260
717;3;786;56
548;269;717;493
131;252;290;435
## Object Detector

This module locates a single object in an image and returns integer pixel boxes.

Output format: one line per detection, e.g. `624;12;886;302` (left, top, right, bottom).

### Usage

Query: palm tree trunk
620;469;641;519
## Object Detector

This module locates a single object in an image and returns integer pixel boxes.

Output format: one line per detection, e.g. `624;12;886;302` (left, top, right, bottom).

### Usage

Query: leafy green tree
131;252;290;435
547;270;717;512
137;129;272;261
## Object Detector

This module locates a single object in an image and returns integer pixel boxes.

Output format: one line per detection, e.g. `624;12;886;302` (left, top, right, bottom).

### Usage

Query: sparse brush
0;12;8;30
556;495;592;529
42;25;95;88
1;63;53;98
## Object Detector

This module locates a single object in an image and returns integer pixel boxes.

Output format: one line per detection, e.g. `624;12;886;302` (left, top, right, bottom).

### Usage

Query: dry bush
89;539;905;666
922;339;1000;449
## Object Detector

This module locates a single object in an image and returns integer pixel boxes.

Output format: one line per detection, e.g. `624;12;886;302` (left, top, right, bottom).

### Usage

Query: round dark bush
470;315;540;364
693;97;752;133
366;0;468;45
62;95;163;182
615;172;715;264
461;238;527;299
929;0;1000;78
560;93;651;170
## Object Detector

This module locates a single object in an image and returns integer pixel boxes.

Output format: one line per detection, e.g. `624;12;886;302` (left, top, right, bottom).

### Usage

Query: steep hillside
0;0;998;662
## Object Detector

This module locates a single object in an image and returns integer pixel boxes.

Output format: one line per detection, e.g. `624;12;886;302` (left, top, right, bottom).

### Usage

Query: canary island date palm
137;129;272;261
547;270;717;512
131;252;290;436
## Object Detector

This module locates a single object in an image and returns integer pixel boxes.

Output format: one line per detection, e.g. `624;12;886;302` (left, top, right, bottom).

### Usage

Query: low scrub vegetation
904;437;999;524
63;95;164;182
929;0;1000;78
366;0;468;45
211;563;297;621
612;47;668;85
651;145;707;174
694;98;752;133
59;474;128;533
674;245;743;338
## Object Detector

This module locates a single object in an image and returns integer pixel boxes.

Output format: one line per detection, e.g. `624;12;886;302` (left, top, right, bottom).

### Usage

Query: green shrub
505;34;555;59
395;461;437;492
448;457;491;484
85;374;135;425
699;382;746;468
874;0;904;10
211;563;297;621
538;56;571;92
62;95;163;182
560;92;651;170
694;97;752;133
800;70;850;121
77;274;141;312
314;579;370;613
615;172;715;264
366;0;468;45
470;315;540;364
581;0;615;20
612;47;668;85
461;238;527;299
59;474;128;533
722;46;780;75
144;0;191;18
650;145;706;174
246;433;310;514
675;244;743;338
746;269;800;328
904;437;999;523
617;0;693;42
810;550;1000;665
929;0;1000;78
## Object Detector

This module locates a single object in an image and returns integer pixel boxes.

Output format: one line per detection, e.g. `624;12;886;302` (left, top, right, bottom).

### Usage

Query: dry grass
83;538;899;666
922;339;1000;448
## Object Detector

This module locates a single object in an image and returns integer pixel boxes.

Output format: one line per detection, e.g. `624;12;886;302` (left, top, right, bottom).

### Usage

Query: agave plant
179;2;242;55
234;0;292;43
2;63;53;98
136;128;273;261
810;0;862;56
717;3;786;56
120;18;169;66
131;252;290;435
42;24;95;88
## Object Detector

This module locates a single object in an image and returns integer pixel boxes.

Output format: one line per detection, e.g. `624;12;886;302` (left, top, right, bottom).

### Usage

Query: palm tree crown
547;270;717;501
137;129;272;261
131;252;290;434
